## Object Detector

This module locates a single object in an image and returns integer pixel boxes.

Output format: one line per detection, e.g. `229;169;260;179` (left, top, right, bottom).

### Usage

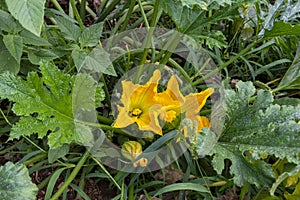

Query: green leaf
28;49;61;65
273;97;300;107
195;128;218;157
264;21;300;38
221;81;300;164
3;34;23;64
0;162;38;200
161;0;239;34
258;0;284;38
79;22;103;47
54;15;81;42
254;59;291;77
208;81;300;187
0;9;22;33
0;36;19;74
5;0;46;36
190;30;228;49
81;46;117;76
72;48;88;71
0;61;102;149
48;144;70;163
281;1;300;22
152;182;209;197
212;144;274;188
277;43;300;90
45;167;66;200
70;183;92;200
179;0;234;10
19;29;50;46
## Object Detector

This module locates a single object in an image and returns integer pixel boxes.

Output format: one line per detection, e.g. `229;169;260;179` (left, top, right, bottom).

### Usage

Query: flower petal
134;104;163;135
120;81;140;109
183;88;214;120
197;116;210;132
130;70;161;107
113;105;134;128
165;75;185;104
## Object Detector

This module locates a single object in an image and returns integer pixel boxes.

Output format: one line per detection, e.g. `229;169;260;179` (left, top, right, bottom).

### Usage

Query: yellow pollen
129;108;143;118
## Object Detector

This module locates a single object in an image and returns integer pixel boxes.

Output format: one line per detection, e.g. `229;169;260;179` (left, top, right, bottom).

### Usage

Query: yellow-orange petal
165;75;185;104
113;105;134;128
133;104;163;135
183;88;214;120
129;70;161;109
197;116;210;133
120;81;140;108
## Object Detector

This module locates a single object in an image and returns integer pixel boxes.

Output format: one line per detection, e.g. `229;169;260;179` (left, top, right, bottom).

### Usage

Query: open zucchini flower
113;69;214;136
113;70;164;135
155;73;214;133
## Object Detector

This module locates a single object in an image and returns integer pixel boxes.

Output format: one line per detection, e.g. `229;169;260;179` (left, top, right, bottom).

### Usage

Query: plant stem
50;0;65;13
156;31;181;65
128;9;153;29
136;0;161;82
119;0;136;32
97;0;121;22
137;0;150;28
24;136;46;153
78;0;97;18
79;0;86;21
191;40;260;87
97;115;113;125
91;156;122;191
0;108;12;126
22;153;47;166
168;58;192;83
70;0;85;30
128;174;135;200
50;151;90;200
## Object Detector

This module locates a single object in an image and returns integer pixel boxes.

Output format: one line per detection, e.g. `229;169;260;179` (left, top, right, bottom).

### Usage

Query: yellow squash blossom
156;73;214;133
114;70;163;135
114;69;214;136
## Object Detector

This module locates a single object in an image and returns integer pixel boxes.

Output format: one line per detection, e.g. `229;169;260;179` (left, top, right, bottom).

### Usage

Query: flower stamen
129;108;143;118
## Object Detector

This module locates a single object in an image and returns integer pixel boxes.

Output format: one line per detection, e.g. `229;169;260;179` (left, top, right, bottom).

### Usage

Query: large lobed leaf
212;144;275;188
0;162;38;200
0;61;104;149
259;0;300;38
221;81;300;163
196;81;300;187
